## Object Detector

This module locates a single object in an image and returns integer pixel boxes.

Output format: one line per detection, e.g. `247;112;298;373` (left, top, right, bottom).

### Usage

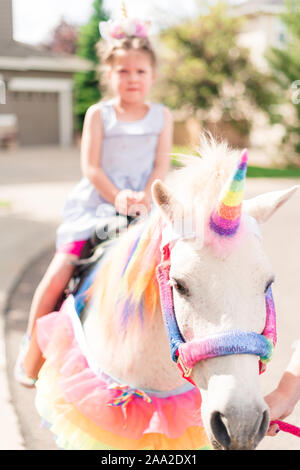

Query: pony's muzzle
210;407;269;450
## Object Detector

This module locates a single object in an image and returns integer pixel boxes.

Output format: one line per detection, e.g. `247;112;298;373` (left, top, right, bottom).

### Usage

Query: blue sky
13;0;244;45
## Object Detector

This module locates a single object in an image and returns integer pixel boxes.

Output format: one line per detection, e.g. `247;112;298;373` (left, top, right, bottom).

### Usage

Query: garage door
11;90;59;146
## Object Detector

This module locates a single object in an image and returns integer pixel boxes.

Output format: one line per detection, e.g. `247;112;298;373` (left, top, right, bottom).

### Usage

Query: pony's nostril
210;411;231;450
256;409;270;443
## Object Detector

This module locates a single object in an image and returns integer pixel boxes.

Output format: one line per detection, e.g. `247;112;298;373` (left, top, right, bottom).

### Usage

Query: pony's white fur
166;136;240;219
83;135;298;449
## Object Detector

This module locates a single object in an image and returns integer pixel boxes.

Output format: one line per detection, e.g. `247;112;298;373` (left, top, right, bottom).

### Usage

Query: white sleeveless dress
56;100;165;249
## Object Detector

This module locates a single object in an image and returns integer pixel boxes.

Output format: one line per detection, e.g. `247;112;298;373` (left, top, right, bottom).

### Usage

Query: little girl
15;14;173;386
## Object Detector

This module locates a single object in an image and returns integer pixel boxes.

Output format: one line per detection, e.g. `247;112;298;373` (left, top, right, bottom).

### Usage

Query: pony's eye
264;277;275;294
170;278;190;297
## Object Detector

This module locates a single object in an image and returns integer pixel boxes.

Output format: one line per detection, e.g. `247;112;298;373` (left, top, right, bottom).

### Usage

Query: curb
0;240;55;450
0;292;25;450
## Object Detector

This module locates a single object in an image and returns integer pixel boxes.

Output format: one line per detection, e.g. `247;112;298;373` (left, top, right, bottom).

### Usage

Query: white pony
35;137;298;450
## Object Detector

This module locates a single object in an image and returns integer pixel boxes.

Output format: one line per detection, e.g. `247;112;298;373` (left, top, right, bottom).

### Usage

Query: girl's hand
130;191;152;216
265;372;300;436
114;189;137;216
265;342;300;436
265;388;293;436
114;190;152;217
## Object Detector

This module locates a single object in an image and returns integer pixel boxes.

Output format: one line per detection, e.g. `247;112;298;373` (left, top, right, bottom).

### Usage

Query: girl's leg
22;252;78;380
26;252;78;336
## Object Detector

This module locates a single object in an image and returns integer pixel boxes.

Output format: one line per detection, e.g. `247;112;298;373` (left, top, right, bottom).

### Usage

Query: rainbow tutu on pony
35;295;211;450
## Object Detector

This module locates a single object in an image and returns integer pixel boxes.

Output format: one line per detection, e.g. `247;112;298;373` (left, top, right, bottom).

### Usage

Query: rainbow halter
156;242;276;384
155;150;276;383
156;246;300;439
155;241;300;439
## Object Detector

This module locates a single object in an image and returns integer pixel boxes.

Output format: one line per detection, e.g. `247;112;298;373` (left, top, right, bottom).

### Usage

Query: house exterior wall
0;0;13;45
237;14;278;70
239;12;285;51
0;70;74;146
3;89;59;146
234;1;286;71
0;0;92;147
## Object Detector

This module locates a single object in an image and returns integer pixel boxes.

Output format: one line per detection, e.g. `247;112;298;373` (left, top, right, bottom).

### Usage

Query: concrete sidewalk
0;226;55;450
0;146;81;450
0;311;24;449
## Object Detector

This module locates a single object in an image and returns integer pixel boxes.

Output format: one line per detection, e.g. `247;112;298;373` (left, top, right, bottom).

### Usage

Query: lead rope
270;420;300;437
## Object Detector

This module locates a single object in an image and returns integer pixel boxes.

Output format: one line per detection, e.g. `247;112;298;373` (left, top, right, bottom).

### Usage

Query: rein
156;241;300;439
271;420;300;438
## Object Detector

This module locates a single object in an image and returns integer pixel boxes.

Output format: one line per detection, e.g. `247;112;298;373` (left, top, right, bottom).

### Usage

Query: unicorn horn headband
99;2;151;42
209;149;248;237
122;1;128;18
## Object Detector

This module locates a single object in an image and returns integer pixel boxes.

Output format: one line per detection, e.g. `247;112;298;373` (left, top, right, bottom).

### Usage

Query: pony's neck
83;302;187;391
82;214;187;391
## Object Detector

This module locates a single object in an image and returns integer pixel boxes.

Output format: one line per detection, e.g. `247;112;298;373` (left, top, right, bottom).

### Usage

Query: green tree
74;0;108;131
156;2;279;140
267;0;300;163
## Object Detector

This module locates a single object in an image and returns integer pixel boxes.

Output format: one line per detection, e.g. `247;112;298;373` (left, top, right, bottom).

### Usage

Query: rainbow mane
90;211;163;336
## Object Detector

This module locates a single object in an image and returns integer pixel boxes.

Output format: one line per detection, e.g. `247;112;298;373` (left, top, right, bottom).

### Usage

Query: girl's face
108;49;155;104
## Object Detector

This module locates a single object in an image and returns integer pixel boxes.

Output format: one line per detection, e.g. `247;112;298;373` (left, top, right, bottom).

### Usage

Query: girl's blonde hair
96;36;157;69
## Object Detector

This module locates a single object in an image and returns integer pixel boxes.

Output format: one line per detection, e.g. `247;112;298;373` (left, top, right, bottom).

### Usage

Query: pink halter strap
156;243;276;383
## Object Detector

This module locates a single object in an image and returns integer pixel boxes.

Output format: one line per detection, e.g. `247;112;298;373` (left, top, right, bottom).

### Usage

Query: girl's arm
265;340;300;435
143;106;174;201
80;104;120;205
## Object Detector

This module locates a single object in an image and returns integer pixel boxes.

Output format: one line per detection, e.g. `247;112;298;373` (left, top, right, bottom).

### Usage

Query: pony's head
152;139;298;450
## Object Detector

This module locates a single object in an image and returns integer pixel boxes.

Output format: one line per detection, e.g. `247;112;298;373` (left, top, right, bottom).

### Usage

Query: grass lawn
0;200;11;207
171;146;300;178
246;166;300;178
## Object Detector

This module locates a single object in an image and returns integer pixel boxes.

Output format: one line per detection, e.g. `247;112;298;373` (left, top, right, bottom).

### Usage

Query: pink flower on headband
135;22;148;38
99;18;150;42
111;23;126;40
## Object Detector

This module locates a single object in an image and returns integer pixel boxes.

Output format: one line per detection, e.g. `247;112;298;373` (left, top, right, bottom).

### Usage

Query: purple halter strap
156;243;277;383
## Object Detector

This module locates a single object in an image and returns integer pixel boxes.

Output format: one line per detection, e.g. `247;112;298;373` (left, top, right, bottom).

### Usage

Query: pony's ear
151;179;183;223
243;186;299;223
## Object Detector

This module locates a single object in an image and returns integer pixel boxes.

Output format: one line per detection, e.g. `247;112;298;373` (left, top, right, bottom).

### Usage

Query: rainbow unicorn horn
209;149;248;237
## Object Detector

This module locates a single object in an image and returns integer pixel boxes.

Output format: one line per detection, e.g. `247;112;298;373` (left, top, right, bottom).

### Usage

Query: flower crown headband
99;2;151;43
